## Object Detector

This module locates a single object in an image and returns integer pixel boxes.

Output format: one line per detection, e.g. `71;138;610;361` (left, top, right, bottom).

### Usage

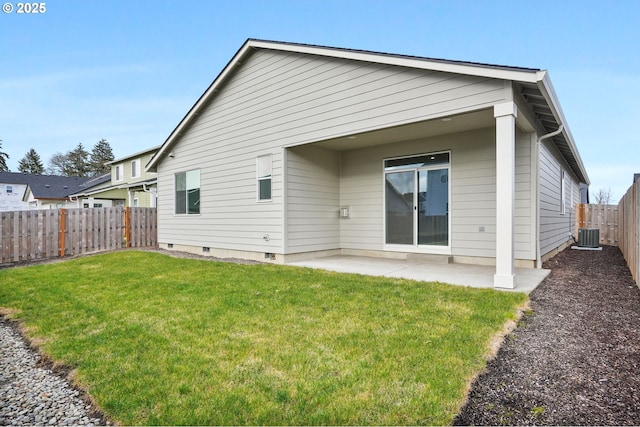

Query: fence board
28;211;36;260
576;203;619;245
0;207;157;265
619;181;640;283
617;180;639;285
36;211;44;258
12;212;19;262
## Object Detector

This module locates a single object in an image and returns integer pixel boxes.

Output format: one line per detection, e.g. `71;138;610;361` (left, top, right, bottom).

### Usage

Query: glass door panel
385;171;414;245
418;169;448;246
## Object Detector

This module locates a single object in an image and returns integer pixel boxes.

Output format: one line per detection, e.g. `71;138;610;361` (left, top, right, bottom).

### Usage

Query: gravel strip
0;318;107;426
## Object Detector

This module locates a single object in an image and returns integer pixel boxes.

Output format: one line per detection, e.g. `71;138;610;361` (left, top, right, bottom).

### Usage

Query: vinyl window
131;159;141;179
257;155;272;201
175;169;200;215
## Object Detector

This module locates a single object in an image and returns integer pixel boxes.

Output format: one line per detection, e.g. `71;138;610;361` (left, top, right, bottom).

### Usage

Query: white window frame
6;185;12;194
115;164;123;182
174;169;201;215
131;159;141;179
382;151;452;255
257;154;272;202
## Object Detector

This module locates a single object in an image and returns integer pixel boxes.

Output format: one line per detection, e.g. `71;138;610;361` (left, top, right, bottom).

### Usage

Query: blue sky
1;0;638;201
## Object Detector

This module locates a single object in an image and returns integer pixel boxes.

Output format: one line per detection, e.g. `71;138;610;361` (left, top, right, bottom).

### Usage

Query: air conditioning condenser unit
578;228;600;248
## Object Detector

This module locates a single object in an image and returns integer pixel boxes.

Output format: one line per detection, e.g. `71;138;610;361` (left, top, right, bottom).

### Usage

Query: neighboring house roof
107;145;161;166
69;145;159;199
70;177;157;198
79;173;112;189
146;38;589;185
0;172;103;201
67;173;112;197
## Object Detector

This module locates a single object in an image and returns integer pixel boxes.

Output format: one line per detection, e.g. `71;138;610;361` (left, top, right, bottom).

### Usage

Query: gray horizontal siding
157;48;510;255
339;126;534;260
539;139;580;255
450;128;497;258
285;146;340;253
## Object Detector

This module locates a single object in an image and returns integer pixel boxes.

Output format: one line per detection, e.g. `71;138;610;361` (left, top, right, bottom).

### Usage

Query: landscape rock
0;318;109;426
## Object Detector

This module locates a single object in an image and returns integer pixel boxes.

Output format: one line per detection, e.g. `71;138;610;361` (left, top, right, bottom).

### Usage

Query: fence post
125;207;132;248
59;208;66;257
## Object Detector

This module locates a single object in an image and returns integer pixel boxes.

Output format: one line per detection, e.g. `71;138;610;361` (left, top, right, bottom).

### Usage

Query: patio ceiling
313;108;495;151
312;85;588;186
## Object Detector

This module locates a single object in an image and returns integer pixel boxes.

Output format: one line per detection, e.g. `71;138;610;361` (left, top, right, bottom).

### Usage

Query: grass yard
0;251;527;425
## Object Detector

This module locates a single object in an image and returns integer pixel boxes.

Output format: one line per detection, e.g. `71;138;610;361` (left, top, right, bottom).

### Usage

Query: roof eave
147;40;256;172
536;72;590;185
146;39;544;172
108;145;162;165
249;39;542;82
147;39;588;186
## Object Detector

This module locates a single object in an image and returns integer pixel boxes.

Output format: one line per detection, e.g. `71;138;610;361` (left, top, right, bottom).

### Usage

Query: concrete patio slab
288;255;549;294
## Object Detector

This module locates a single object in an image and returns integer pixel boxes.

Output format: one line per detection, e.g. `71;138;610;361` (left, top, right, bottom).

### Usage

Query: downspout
142;183;157;208
535;124;564;268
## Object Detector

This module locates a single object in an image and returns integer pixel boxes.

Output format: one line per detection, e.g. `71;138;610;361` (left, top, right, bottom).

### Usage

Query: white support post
494;102;517;288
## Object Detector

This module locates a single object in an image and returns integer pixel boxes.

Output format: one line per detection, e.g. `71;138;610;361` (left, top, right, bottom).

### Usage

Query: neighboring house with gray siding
147;39;589;289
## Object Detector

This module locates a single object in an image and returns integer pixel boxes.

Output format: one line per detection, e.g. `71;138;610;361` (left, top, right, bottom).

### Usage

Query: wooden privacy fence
576;203;619;246
0;207;157;264
618;180;640;284
576;179;640;285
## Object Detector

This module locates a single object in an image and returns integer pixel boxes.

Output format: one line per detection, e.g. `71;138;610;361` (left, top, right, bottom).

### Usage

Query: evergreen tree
0;140;9;172
47;144;90;176
66;143;90;177
89;138;114;176
18;148;45;174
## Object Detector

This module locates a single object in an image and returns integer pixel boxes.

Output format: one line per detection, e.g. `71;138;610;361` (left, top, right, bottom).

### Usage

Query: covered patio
289;255;550;294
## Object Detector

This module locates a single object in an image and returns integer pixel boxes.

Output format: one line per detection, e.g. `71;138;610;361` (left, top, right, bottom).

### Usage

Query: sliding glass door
385;152;450;248
385;171;414;245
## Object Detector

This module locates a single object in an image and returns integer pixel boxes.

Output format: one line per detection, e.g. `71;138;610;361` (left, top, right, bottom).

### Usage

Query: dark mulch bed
454;245;640;425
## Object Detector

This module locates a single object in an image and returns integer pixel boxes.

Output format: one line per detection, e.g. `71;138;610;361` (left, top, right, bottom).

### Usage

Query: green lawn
0;251;527;425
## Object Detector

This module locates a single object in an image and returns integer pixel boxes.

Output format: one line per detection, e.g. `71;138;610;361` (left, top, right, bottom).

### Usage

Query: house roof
0;172;111;201
147;39;589;184
106;145;161;165
70;177;157;198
